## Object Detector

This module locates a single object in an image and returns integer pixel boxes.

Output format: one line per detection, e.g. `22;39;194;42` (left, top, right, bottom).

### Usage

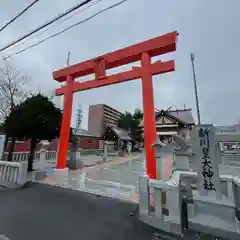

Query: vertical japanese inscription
198;128;216;191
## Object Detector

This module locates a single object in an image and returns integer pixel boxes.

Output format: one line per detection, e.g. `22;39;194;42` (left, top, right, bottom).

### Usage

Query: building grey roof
215;124;240;133
139;108;195;127
111;126;132;141
166;109;195;125
73;128;100;137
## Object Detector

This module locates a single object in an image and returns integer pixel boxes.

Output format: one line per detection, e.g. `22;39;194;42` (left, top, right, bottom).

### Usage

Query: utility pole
75;105;83;129
67;52;71;67
190;53;201;125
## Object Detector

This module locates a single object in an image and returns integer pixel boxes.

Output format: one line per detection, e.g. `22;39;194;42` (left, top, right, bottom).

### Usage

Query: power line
8;0;103;51
0;0;93;52
59;0;103;24
4;0;128;59
0;0;40;33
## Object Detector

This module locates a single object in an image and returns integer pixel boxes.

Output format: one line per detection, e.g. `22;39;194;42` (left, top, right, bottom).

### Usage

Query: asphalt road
0;183;159;240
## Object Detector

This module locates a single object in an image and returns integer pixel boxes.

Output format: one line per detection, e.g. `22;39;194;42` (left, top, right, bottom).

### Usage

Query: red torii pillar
53;31;177;179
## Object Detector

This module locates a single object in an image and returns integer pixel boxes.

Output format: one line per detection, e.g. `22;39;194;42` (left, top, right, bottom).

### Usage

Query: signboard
191;125;221;198
0;134;6;160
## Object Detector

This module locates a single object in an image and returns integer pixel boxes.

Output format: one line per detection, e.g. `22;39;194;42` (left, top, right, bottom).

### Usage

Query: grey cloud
0;0;239;128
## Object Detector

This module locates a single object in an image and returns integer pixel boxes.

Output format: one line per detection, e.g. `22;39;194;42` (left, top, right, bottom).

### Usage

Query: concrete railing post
17;161;28;185
139;175;150;216
0;160;28;187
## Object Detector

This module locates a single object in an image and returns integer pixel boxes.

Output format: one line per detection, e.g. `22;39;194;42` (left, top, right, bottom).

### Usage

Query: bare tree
0;60;31;160
0;60;31;121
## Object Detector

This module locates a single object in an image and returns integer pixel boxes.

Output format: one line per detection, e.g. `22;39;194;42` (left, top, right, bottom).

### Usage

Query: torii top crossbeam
54;32;176;82
53;31;177;179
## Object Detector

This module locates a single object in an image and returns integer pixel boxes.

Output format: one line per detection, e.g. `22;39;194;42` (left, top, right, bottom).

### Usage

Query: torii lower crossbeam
53;31;177;179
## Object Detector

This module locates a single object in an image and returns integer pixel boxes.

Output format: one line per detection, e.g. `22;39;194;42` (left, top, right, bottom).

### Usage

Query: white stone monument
191;124;221;199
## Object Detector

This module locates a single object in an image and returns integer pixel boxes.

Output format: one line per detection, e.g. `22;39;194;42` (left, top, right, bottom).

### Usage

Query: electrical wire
0;0;93;52
8;0;104;51
4;0;128;60
0;0;40;33
59;0;103;24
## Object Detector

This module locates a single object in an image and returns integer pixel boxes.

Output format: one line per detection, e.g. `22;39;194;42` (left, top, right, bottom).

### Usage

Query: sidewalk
40;154;144;202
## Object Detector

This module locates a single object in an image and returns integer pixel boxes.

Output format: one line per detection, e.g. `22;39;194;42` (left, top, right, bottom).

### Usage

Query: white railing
221;152;240;166
215;132;240;166
139;174;183;236
2;151;57;162
0;160;28;188
139;171;240;239
44;151;57;160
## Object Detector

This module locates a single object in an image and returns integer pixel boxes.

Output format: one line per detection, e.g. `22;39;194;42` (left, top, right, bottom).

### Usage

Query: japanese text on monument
198;128;216;191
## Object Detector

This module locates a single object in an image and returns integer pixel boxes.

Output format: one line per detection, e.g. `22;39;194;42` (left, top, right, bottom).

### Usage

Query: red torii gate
53;31;177;179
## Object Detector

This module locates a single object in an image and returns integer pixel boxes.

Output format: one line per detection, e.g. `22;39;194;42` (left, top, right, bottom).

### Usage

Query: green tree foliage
4;104;25;161
132;108;143;142
0;121;4;132
133;108;143;120
4;94;62;171
118;111;133;131
118;108;143;143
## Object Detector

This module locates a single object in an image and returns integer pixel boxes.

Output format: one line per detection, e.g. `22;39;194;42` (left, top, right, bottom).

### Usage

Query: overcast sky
0;0;239;128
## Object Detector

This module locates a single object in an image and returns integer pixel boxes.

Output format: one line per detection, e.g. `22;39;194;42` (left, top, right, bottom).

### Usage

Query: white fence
216;132;240;166
220;152;240;166
2;151;57;162
0;150;57;187
0;161;28;188
139;171;240;239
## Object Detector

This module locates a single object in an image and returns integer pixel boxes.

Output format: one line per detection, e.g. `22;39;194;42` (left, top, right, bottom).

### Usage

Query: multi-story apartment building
88;104;124;137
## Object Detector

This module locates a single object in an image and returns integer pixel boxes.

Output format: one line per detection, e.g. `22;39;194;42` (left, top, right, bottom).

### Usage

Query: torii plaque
53;31;178;179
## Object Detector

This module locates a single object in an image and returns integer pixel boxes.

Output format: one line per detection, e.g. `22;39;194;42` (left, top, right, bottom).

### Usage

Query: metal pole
190;53;201;125
67;52;71;67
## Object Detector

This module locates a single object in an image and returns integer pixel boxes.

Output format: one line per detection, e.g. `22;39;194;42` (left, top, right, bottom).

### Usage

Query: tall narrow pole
67;52;71;67
191;53;201;125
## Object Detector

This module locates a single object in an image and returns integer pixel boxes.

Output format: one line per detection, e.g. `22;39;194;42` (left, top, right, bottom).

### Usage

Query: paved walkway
41;154;145;201
0;183;157;240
